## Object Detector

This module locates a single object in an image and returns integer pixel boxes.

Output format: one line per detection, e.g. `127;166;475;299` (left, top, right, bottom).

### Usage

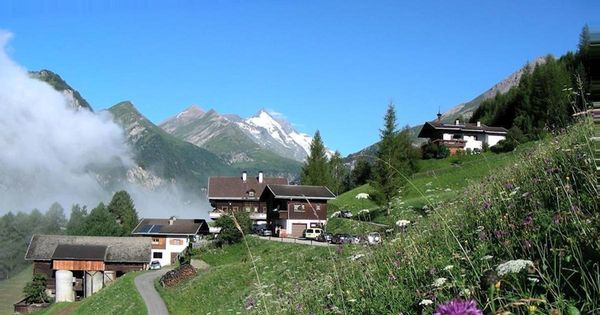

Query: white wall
463;135;482;150
442;133;452;140
151;236;190;267
486;135;506;147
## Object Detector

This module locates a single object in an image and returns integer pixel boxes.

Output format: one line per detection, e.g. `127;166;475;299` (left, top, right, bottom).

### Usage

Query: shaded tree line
470;25;591;147
0;190;138;281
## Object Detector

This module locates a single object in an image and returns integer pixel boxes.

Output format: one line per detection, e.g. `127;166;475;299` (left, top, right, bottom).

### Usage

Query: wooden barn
24;235;151;302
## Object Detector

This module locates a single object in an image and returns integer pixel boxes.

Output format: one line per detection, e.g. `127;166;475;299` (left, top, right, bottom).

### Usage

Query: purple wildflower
434;299;483;315
244;296;256;310
494;230;506;239
523;213;533;227
482;200;491;209
388;274;397;282
522;239;532;251
505;183;514;190
295;303;303;312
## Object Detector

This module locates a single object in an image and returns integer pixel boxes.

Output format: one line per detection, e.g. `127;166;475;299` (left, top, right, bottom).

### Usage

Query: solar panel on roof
137;224;153;233
149;224;163;233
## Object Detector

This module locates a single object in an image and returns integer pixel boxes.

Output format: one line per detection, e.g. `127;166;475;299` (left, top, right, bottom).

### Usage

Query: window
293;204;305;212
245;207;251;212
169;239;184;246
262;207;267;212
316;204;321;211
233;206;239;211
153;252;163;259
152;238;160;245
221;206;228;211
248;190;255;197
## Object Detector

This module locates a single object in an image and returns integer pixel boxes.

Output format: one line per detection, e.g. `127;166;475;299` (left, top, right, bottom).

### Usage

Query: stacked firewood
159;264;197;287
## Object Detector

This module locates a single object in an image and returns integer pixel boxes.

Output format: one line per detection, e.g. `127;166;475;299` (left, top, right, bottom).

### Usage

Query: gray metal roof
131;218;209;235
25;235;152;263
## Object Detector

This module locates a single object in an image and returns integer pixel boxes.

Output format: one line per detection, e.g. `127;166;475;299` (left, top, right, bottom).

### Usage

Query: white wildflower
443;265;454;271
460;288;472;297
355;193;370;199
396;220;410;228
480;255;494;261
496;259;534;276
419;299;434;306
348;299;357;303
349;254;365;261
528;277;540;283
432;277;447;287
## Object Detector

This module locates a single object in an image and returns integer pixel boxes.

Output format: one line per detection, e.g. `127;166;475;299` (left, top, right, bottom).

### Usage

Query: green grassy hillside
0;265;32;315
155;118;598;314
33;272;145;315
158;239;336;314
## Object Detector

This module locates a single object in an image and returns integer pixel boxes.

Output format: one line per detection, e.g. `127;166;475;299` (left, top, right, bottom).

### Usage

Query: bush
214;212;252;245
23;274;48;303
421;142;450;159
490;139;516;153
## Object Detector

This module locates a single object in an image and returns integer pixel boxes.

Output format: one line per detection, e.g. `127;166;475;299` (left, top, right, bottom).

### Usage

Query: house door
171;252;179;265
291;223;307;238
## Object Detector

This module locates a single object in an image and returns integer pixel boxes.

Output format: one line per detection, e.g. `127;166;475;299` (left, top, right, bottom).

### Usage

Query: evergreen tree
371;103;403;216
107;190;139;236
66;204;88;235
81;202;121;236
43;202;67;234
351;158;372;187
300;130;330;186
328;151;347;195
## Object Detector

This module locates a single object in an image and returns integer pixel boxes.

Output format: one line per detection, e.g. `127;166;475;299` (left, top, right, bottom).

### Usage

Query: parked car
260;229;273;236
367;232;382;245
349;235;364;244
331;233;352;244
340;210;353;218
149;260;161;270
317;232;333;243
252;223;268;234
303;228;323;240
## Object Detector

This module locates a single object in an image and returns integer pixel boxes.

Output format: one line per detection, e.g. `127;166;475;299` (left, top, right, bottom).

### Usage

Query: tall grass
245;118;598;314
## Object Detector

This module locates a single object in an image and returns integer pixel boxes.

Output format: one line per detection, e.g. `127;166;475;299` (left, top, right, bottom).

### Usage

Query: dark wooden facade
212;200;268;213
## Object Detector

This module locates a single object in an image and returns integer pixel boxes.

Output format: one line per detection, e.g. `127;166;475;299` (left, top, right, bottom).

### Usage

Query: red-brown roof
208;176;288;200
418;121;508;138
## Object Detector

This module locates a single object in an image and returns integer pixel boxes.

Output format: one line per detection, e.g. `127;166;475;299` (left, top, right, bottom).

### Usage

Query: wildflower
522;240;532;251
396;220;410;228
419;299;434;306
553;212;562;224
432;277;447;287
482;200;491;209
443;265;454;271
480;255;494;261
349;254;365;261
505;183;514;190
523;214;533;227
528;305;538;314
434;299;483;315
388;274;397;282
460;288;472;297
295;303;303;312
522;191;531;198
244;296;256;310
496;259;534;276
478;231;487;241
528;277;540;283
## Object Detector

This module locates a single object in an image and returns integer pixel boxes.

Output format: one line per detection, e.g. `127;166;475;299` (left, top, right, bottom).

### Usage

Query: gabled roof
418;121;508;138
264;184;336;200
208;176;288;200
25;235;151;263
131;218;209;236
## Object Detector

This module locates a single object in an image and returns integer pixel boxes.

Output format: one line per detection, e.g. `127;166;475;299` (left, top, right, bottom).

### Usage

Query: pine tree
43;202;67;234
351;158;372;187
66;204;88;235
107;190;139;236
371;103;418;216
300;130;330;187
82;202;121;236
328;151;347;195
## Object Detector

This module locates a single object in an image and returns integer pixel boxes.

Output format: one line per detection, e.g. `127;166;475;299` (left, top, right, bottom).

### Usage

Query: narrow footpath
134;269;170;315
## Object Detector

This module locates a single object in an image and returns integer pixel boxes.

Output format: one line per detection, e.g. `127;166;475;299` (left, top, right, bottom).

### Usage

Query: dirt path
134;269;171;315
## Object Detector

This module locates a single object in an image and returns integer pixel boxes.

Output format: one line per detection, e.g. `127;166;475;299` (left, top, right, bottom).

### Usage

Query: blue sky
1;1;598;155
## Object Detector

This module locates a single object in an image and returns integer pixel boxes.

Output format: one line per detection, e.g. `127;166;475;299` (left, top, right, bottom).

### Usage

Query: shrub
23;274;48;303
490;139;516;153
214;212;252;245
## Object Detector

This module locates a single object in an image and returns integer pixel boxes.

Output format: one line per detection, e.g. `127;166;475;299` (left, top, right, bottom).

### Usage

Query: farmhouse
418;113;508;155
207;171;288;225
263;184;336;238
131;217;209;267
24;235;151;302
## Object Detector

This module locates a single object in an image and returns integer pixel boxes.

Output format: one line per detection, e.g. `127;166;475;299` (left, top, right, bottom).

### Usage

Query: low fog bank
0;30;211;220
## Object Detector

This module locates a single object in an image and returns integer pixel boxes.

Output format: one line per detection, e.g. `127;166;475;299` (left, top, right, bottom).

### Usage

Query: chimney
477;121;481;127
258;171;264;183
455;119;460;125
169;216;176;225
242;171;247;182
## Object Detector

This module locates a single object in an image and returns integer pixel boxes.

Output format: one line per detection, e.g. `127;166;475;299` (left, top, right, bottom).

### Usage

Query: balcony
432;139;466;148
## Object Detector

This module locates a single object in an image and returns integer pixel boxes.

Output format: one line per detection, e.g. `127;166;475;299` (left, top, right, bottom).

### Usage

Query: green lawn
0;265;32;315
32;271;145;315
158;239;345;314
